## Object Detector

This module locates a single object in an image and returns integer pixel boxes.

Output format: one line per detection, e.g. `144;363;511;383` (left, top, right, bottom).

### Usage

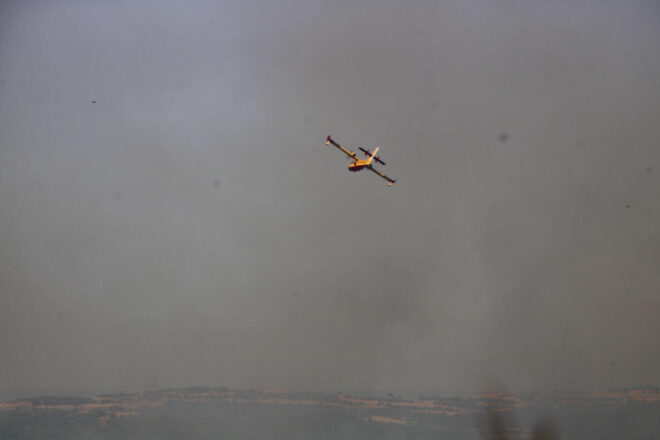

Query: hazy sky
1;0;659;395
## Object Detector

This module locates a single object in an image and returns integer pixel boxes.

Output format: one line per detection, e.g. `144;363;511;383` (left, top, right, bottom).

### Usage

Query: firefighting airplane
325;135;397;186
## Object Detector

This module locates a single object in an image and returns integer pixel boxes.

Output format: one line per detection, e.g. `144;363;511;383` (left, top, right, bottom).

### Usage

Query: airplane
325;135;397;186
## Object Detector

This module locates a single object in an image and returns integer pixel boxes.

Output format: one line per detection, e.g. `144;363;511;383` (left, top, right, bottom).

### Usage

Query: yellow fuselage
348;160;371;172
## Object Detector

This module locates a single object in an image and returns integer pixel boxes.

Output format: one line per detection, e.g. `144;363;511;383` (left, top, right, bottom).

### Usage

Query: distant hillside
1;387;659;439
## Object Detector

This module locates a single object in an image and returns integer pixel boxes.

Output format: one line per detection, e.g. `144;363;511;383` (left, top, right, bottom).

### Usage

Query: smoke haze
1;0;659;394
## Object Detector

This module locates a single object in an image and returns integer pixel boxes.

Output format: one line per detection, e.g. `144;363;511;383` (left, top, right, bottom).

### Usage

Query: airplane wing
326;136;358;160
367;165;397;186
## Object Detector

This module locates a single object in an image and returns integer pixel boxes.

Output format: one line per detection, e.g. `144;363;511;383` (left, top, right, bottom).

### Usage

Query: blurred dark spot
646;166;654;174
213;179;221;188
481;402;512;440
531;418;559;440
498;133;509;143
91;100;96;103
626;204;630;208
114;192;123;200
478;385;559;440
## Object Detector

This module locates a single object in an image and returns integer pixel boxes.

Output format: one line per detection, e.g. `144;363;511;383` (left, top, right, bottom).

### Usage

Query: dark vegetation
16;396;94;406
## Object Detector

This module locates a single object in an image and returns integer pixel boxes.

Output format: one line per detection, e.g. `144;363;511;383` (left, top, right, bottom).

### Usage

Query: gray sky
1;0;659;394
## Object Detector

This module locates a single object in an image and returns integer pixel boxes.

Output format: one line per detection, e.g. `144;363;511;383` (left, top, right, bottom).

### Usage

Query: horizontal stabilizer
358;147;386;165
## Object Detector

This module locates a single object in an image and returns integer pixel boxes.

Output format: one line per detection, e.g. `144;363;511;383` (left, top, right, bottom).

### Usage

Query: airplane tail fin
367;147;380;164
